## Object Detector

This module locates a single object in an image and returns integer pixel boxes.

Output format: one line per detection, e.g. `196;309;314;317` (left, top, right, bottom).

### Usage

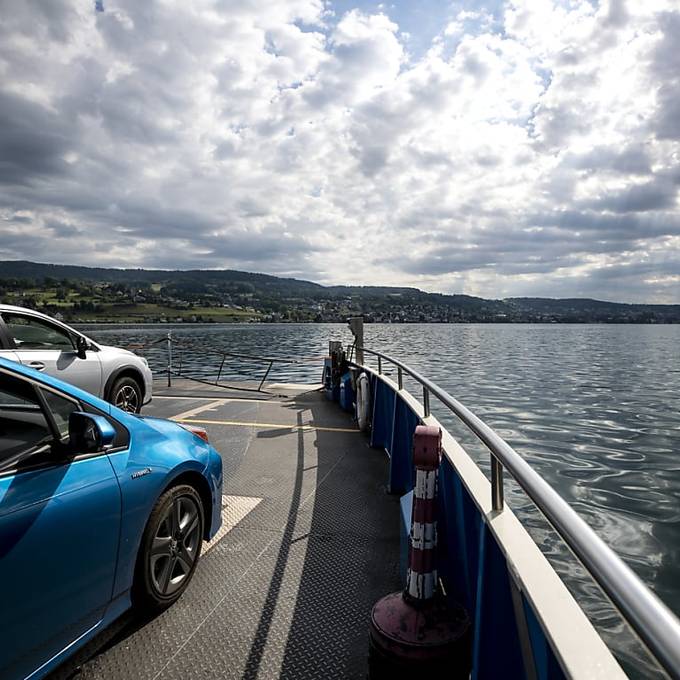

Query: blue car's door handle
28;361;46;371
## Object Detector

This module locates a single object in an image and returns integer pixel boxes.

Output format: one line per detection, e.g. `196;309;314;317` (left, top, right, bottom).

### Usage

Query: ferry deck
49;379;401;680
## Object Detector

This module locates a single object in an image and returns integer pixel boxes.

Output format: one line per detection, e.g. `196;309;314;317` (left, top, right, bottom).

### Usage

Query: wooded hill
0;260;678;323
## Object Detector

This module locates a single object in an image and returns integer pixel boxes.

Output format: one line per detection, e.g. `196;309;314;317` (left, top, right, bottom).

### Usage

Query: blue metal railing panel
472;522;526;679
438;453;567;679
388;395;419;494
438;456;482;614
523;593;567;680
369;377;395;453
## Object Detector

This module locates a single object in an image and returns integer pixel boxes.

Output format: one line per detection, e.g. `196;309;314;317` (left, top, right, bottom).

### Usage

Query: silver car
0;304;152;412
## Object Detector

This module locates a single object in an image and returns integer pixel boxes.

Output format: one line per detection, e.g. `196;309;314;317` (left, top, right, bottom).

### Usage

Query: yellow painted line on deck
204;397;274;404
155;395;271;403
177;417;359;434
154;395;209;400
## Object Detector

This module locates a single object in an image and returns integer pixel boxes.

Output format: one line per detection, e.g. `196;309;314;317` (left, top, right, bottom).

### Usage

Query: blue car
0;357;223;680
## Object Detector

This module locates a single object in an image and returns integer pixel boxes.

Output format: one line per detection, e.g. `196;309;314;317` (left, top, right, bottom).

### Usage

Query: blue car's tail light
178;423;210;444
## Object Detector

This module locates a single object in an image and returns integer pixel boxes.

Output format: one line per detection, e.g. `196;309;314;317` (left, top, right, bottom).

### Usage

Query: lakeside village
1;276;677;325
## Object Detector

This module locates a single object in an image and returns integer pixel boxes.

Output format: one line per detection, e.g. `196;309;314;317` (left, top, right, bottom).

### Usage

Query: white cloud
0;0;679;301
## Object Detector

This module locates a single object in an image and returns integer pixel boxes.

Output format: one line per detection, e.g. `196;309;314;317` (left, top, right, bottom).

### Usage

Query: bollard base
368;592;471;680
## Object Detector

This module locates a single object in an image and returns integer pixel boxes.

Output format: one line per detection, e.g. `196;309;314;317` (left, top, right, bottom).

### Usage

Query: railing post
491;455;504;511
166;332;172;388
258;360;274;391
378;356;382;374
397;366;403;390
423;385;430;417
217;355;226;384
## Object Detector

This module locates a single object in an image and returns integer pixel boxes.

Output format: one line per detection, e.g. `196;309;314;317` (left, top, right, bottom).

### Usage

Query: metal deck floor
51;382;400;680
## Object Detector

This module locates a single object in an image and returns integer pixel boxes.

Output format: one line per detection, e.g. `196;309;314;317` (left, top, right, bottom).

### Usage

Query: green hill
0;260;678;323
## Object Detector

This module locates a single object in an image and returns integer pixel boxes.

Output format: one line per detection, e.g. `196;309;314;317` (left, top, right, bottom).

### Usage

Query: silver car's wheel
134;484;204;611
110;376;142;413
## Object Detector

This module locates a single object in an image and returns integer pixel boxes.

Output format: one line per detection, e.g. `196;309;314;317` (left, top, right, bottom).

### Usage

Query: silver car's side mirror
75;335;89;359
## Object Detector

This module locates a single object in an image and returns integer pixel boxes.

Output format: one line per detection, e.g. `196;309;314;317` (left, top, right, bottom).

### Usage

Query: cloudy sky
1;0;679;302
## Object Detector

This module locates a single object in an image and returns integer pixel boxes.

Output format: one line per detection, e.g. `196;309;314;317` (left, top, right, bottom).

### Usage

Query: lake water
84;322;680;676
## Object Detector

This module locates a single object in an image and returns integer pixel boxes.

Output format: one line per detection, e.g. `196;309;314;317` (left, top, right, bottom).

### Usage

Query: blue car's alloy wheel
134;484;204;610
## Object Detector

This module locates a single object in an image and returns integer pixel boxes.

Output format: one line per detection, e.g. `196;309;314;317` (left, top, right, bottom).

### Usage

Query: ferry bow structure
340;319;680;680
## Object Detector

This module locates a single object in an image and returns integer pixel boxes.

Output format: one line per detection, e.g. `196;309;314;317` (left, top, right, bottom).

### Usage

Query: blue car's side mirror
68;411;116;453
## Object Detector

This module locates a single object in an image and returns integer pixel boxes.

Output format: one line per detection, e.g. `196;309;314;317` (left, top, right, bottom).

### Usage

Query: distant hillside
505;297;680;321
0;260;324;295
0;260;678;323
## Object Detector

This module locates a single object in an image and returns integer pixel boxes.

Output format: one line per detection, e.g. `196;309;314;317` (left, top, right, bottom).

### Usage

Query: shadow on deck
50;384;401;680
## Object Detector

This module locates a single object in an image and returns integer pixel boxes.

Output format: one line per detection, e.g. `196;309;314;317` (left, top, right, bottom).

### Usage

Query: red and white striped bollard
368;425;471;679
405;425;441;603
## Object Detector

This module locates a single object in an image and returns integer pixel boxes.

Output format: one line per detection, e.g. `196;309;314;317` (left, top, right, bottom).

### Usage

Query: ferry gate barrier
368;425;471;679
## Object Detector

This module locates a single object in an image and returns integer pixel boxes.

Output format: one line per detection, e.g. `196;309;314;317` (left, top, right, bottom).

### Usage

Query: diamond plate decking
49;381;401;680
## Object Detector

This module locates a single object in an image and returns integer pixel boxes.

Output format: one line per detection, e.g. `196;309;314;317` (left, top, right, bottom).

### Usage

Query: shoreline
74;319;680;328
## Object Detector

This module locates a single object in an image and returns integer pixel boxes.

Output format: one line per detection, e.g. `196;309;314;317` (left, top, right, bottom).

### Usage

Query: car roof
0;356;113;413
0;303;46;314
1;303;69;319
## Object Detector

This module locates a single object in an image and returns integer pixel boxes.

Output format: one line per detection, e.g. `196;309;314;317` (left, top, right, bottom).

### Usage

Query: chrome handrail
359;346;680;679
